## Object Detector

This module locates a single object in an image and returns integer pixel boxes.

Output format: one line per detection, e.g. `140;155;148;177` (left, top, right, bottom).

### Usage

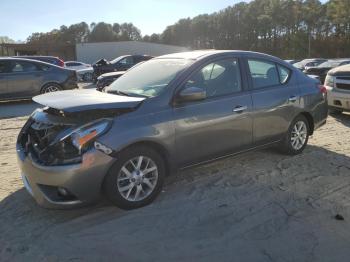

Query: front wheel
41;83;62;94
103;146;165;210
280;115;309;155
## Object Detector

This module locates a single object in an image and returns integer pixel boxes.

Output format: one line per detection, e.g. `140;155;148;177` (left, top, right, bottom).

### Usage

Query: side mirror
176;86;206;103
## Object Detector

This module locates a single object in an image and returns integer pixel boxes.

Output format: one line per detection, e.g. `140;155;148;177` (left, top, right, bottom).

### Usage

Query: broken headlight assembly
61;119;112;155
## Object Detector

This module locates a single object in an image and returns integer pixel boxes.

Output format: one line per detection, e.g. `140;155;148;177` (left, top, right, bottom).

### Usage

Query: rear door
173;57;253;166
7;60;44;98
245;58;299;145
0;60;10;99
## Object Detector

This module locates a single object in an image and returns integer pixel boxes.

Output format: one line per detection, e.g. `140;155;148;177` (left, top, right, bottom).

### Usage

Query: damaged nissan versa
17;50;328;209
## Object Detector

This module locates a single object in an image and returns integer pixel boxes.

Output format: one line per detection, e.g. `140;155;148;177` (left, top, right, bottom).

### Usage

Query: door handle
288;96;297;103
233;105;247;113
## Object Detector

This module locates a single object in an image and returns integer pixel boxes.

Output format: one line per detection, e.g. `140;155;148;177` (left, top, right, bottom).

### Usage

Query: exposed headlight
324;75;335;88
61;119;112;153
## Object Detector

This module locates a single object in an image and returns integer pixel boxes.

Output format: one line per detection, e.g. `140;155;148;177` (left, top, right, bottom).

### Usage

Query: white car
64;61;91;70
325;64;350;114
65;61;93;82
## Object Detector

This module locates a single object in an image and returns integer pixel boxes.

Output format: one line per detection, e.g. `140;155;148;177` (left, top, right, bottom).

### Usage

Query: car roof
156;50;281;61
0;57;61;67
15;55;59;59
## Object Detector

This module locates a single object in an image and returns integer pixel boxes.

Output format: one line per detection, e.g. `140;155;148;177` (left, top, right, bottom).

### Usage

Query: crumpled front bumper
17;144;115;209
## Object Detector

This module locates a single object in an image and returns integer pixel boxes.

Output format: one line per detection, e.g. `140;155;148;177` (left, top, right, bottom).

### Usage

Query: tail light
318;84;327;99
57;58;64;67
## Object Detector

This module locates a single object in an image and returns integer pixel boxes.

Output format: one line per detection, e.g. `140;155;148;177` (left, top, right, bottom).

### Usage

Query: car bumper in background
17;145;115;209
327;89;350;112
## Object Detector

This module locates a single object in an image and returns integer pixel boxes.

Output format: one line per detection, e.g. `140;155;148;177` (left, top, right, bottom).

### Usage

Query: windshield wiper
107;90;149;98
107;90;131;96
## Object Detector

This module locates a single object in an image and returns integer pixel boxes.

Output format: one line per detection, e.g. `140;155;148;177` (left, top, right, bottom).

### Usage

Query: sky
0;0;247;42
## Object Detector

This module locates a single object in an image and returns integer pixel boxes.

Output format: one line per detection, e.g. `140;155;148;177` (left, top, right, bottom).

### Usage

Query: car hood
33;89;145;113
328;64;350;76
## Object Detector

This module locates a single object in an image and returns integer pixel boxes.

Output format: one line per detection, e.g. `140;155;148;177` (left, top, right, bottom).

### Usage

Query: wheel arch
111;140;173;176
40;81;62;93
299;112;314;135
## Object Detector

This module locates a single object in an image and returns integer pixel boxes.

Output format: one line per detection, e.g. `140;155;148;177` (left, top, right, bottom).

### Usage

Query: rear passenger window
0;61;8;73
248;59;279;89
11;61;38;73
277;65;291;84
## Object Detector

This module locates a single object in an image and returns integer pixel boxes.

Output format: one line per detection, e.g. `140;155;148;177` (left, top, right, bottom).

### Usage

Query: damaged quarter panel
297;73;328;129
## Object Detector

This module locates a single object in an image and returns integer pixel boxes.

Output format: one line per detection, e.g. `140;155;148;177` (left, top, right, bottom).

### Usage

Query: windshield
318;61;346;68
107;58;193;97
110;56;125;64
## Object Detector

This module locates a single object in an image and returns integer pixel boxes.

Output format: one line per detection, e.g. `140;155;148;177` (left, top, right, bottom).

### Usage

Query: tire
103;146;165;210
41;83;62;94
329;108;343;115
280;115;310;155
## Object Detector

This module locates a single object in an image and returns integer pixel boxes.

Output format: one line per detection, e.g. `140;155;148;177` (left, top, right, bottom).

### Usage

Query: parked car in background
65;61;93;82
304;59;350;83
284;59;301;65
293;58;327;71
92;55;153;81
0;58;78;101
15;56;65;67
325;64;350;114
17;50;328;210
64;61;91;70
96;71;125;91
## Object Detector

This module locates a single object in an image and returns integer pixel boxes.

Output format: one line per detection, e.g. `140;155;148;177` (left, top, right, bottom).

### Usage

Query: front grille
19;118;81;165
336;83;350;91
337;76;350;81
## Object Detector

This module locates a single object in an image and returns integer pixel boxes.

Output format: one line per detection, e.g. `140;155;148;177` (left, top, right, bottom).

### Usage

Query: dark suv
17;51;328;210
92;55;153;81
0;58;77;101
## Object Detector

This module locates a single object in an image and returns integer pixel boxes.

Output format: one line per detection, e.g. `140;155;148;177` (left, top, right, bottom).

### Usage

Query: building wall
76;41;190;64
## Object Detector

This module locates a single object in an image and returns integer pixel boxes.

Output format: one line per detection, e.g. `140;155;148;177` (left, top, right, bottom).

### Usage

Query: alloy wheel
43;85;60;93
117;156;158;202
290;121;308;150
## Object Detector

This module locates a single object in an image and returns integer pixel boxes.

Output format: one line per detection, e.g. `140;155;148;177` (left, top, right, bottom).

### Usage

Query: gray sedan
17;50;328;210
0;57;78;101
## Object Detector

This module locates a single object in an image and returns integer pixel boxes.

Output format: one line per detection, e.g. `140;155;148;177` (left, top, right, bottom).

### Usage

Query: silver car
0;58;78;100
17;50;328;209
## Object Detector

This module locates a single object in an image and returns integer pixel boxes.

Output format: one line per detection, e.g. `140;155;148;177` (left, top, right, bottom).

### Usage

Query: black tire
41;83;62;94
280;115;310;155
103;146;165;210
329;108;343;115
83;72;93;82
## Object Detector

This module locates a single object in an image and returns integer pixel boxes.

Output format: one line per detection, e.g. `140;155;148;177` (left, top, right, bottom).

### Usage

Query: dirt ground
1;104;350;261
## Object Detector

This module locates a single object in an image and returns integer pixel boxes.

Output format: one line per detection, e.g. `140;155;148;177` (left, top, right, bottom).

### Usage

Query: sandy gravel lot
0;103;350;261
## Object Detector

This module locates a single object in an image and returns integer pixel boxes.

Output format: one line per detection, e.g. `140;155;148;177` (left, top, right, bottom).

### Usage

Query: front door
173;57;253;166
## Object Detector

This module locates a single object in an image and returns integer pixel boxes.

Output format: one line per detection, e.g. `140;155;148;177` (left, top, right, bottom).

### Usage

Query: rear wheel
83;72;93;82
103;146;165;210
41;83;62;94
280;115;309;155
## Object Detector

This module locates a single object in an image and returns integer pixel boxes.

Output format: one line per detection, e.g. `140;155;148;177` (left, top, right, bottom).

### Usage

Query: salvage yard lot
1;102;350;261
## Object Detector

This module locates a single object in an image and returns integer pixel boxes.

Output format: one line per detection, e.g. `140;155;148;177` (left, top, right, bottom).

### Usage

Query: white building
76;41;190;64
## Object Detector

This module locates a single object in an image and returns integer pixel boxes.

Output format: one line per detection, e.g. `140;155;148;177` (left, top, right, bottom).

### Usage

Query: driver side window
185;58;242;98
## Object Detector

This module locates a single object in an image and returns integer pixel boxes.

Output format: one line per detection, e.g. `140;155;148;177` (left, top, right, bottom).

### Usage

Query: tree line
23;0;350;58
